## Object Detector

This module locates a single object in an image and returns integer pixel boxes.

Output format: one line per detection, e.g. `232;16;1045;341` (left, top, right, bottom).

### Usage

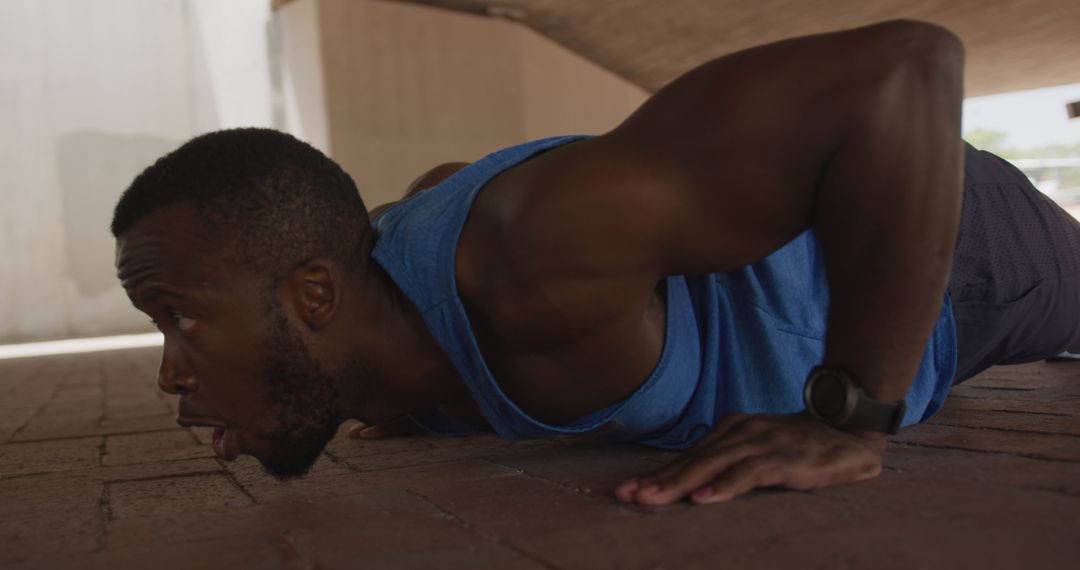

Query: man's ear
286;258;341;330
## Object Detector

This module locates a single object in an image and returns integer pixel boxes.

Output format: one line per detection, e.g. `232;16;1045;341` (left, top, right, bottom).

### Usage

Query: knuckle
734;457;765;478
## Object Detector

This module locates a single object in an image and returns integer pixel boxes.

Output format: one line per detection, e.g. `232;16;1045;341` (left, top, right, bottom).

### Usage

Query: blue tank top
371;136;958;450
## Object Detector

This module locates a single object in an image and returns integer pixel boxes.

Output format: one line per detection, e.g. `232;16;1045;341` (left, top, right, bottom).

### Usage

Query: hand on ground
614;412;886;505
347;416;421;439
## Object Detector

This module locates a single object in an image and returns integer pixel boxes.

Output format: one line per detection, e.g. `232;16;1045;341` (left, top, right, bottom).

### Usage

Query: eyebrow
137;284;187;307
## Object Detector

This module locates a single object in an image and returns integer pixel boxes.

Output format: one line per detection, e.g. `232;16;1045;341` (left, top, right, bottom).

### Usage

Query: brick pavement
1;347;1078;569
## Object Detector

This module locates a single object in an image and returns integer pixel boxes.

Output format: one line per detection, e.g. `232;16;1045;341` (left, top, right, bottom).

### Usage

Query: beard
256;305;345;480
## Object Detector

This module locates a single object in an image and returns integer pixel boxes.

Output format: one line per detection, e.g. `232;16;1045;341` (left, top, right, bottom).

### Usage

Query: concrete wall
0;0;646;343
0;0;274;344
275;0;649;208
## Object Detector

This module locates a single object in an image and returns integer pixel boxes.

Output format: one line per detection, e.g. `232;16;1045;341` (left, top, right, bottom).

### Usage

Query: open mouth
211;427;240;461
175;415;227;429
176;415;240;461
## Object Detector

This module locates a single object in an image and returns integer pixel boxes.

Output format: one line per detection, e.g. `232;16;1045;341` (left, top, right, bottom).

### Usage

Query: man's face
115;204;341;479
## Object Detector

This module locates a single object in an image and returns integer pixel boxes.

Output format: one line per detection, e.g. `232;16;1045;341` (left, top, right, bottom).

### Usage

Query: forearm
816;31;965;402
609;22;966;506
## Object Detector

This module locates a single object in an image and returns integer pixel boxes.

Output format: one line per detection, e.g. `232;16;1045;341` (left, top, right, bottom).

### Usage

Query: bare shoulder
369;162;471;219
454;137;670;423
404;162;471;198
457;136;664;342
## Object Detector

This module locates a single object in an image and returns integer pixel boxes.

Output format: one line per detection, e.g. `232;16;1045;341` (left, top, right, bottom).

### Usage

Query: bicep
496;20;960;283
603;20;959;274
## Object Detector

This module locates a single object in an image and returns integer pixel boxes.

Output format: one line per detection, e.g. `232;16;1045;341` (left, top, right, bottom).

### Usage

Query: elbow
877;20;965;88
854;20;965;110
874;19;964;53
837;20;966;145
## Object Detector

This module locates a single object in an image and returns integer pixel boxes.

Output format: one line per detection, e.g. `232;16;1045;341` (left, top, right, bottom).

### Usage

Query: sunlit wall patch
0;333;164;360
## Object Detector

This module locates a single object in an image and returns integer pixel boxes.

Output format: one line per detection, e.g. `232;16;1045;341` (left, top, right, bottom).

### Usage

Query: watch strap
805;365;907;434
848;388;906;434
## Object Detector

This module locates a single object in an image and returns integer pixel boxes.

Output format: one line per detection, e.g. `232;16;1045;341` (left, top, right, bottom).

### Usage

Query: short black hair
111;128;369;280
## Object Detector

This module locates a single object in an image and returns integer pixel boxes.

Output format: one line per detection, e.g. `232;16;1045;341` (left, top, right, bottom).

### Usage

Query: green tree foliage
964;128;1012;155
963;129;1080;193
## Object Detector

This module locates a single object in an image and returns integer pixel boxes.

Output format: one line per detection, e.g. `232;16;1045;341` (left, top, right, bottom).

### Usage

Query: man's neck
335;258;469;425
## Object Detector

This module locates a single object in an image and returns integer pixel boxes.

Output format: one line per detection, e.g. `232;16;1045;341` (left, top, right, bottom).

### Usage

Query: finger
635;422;779;492
356;425;387;438
687;416;788;463
353;423;403;438
692;453;795;504
349;417;420;439
695;444;883;504
347;422;369;439
634;442;769;506
614;479;641;503
379;416;422;437
685;413;752;453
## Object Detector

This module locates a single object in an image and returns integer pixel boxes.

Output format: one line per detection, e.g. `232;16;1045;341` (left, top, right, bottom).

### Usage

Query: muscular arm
499;19;963;406
485;20;964;503
648;20;965;404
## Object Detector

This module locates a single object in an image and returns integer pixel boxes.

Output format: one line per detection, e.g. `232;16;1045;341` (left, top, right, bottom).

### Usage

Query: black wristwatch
803;365;906;434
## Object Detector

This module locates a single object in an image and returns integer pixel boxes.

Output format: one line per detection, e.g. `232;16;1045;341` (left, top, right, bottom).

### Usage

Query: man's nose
157;344;197;395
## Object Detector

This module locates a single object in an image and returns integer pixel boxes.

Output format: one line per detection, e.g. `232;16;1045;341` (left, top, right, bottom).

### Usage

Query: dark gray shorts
949;143;1080;382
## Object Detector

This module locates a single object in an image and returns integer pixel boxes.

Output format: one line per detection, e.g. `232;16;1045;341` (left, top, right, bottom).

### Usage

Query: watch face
810;373;849;420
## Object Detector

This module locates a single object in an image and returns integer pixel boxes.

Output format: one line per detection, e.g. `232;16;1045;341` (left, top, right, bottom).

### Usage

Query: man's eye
169;310;197;332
